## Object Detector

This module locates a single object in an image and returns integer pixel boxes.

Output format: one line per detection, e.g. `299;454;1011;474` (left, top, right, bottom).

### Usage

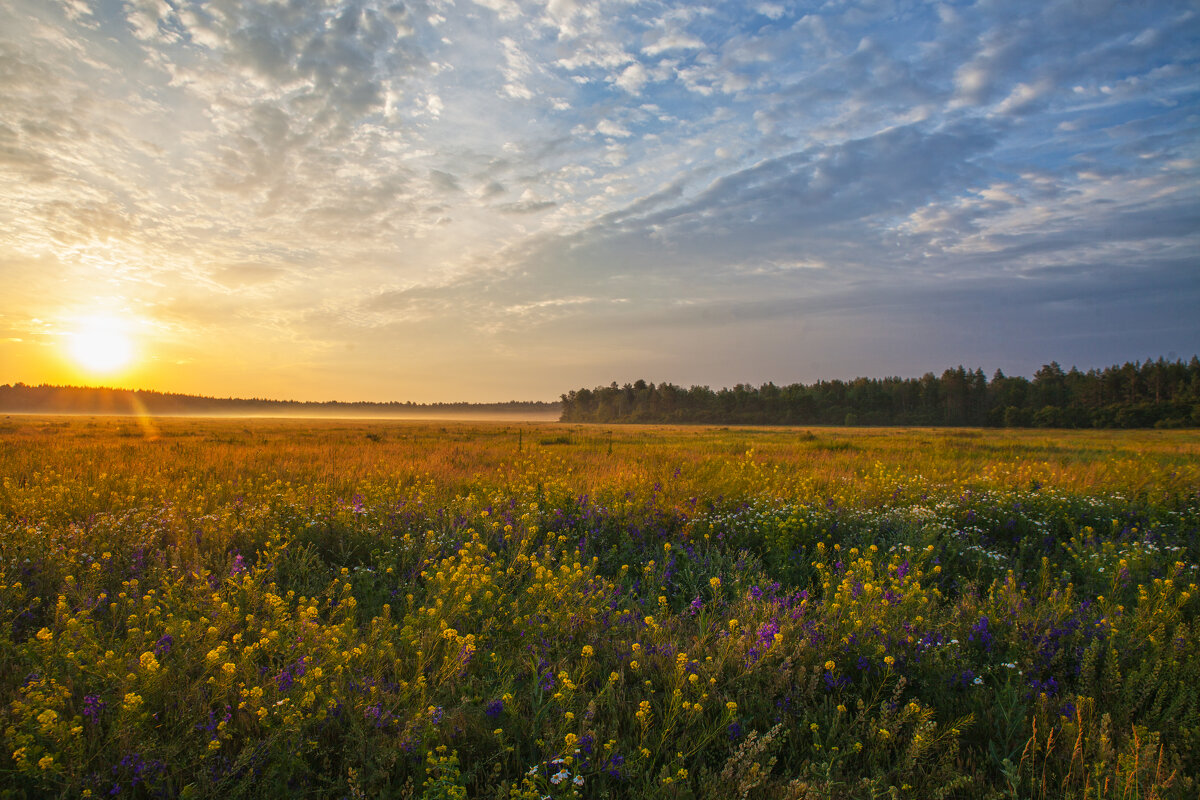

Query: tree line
559;357;1200;428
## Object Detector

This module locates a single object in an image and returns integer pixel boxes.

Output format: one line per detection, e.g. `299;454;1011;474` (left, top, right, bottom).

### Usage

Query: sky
1;0;1198;403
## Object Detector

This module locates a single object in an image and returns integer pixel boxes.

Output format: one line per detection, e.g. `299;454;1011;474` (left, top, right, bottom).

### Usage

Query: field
1;417;1198;799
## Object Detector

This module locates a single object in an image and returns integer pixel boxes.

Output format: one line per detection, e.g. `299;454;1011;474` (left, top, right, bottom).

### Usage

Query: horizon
2;0;1198;402
5;350;1197;408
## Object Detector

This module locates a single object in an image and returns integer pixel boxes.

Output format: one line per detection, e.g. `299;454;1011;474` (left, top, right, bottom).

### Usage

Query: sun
67;316;136;374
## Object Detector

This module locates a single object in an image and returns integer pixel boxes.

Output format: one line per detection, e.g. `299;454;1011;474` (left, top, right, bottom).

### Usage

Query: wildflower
709;577;721;589
825;660;836;671
140;652;160;672
726;701;737;713
36;628;52;642
581;645;594;658
122;693;143;712
884;655;894;667
38;755;54;770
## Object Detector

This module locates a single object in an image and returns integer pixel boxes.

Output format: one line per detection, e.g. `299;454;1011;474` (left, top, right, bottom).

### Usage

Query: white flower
973;676;983;685
573;775;584;786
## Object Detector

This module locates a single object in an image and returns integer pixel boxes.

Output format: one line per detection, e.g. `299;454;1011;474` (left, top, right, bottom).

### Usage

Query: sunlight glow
67;316;136;374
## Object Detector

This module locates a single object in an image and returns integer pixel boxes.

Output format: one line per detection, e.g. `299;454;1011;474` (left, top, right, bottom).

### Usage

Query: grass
0;416;1197;798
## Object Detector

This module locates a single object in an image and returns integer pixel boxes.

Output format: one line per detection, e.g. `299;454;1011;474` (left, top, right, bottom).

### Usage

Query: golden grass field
1;416;1197;798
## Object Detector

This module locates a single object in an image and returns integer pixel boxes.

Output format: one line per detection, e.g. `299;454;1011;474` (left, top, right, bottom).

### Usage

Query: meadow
1;416;1197;799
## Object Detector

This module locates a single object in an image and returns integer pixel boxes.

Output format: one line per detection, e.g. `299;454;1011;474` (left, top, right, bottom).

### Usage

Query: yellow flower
825;660;836;671
140;651;160;672
709;577;721;589
581;645;594;658
38;755;54;770
726;701;737;713
36;628;52;642
884;655;894;667
122;693;143;711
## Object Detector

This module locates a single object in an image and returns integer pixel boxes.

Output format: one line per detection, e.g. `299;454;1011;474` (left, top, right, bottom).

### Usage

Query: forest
560;357;1200;427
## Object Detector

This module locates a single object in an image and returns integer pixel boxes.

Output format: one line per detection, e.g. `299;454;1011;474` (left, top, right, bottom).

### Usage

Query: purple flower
969;616;993;652
753;619;780;658
83;694;106;724
154;634;173;657
485;699;504;719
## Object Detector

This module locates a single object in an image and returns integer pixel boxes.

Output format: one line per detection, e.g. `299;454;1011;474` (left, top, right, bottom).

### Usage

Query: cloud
993;79;1053;115
615;62;649;94
643;33;706;56
1;0;1196;400
756;4;786;21
596;119;633;138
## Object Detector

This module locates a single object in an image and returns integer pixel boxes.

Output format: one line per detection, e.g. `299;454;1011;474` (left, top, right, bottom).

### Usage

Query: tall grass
1;417;1196;798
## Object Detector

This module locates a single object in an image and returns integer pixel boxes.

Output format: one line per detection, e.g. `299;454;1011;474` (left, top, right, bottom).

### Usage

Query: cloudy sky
1;0;1197;402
